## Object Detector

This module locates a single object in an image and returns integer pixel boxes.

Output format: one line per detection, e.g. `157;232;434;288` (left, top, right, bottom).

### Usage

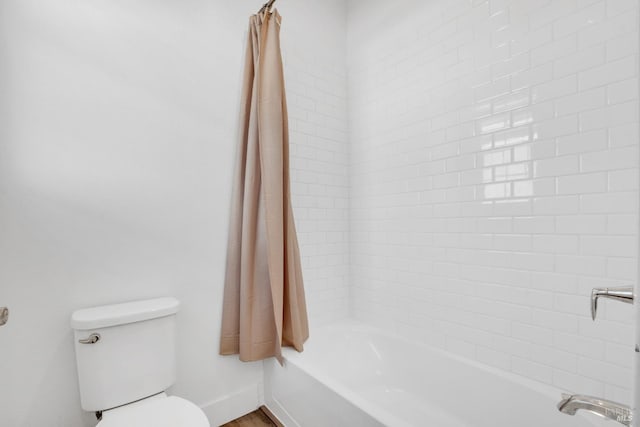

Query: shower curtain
219;9;309;363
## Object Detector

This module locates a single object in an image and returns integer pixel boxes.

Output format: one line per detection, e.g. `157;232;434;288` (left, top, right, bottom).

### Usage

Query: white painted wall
0;0;347;426
347;0;639;403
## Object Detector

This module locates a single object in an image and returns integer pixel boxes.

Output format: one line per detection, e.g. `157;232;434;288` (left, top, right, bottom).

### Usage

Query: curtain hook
258;0;276;15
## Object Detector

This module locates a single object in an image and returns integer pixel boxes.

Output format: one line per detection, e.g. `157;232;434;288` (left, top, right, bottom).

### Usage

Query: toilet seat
97;393;209;427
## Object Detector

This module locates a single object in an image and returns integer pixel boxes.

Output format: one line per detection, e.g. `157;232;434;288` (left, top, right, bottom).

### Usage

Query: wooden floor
221;407;279;427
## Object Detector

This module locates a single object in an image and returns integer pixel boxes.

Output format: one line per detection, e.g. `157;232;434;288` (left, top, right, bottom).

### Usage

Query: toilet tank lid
71;297;180;330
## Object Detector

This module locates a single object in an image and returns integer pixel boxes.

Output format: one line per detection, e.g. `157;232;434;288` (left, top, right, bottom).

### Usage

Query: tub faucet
557;394;632;426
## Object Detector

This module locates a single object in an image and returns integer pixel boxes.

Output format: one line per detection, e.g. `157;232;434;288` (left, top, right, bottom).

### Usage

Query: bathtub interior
277;320;613;427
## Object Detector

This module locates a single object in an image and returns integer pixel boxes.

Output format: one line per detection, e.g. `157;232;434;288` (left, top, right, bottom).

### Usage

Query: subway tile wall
282;2;350;326
347;0;639;401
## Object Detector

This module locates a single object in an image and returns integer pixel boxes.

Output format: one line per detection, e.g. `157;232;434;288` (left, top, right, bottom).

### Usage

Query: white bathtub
264;320;612;427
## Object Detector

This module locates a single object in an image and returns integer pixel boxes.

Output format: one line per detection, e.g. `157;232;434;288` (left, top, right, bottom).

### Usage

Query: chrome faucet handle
591;286;633;321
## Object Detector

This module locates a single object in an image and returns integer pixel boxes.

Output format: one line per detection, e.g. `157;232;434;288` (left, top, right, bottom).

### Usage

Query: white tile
553;331;605;360
579;101;639;132
510;22;551;53
554;45;606;78
556;128;607;155
553;369;605;396
514;216;555;234
533;155;579;177
531;308;579;333
556;255;607;276
607;78;638;105
609;123;639;148
532;115;579;140
606;0;638;17
580;192;638;213
533;234;579;254
581;146;639;172
528;344;579;373
512;101;555;127
513;323;553;347
604;384;633;406
492;54;531;80
555;87;606;116
492;90;530;113
555;1;606;37
477;217;512;233
577;357;630;388
494;234;532;251
608;169;639;192
607;213;639;234
578;317;634;346
531;271;578;294
476;112;511;134
556;214;607;234
533;195;580;215
605;342;633;368
578;55;638;90
511;63;554;90
557;172;607;194
475;77;511;101
529;0;579;30
514;140;556;161
531;35;577;67
532;75;577;103
606;257;637;281
581;235;637;257
578;11;637;49
607;34;639;62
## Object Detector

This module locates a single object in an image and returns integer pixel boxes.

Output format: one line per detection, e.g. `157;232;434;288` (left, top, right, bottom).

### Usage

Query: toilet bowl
97;393;209;427
71;298;210;427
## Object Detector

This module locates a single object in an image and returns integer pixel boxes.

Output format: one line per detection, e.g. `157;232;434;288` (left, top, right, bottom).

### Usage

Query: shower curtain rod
258;0;276;14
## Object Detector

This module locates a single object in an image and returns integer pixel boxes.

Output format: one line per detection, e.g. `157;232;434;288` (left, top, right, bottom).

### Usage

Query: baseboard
200;383;262;426
263;395;300;427
259;405;285;427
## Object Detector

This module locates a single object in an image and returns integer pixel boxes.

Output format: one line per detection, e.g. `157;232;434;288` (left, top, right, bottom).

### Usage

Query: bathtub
264;320;613;427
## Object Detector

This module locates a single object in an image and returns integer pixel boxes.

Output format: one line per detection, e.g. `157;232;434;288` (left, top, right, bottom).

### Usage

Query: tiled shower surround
284;14;350;326
347;0;639;402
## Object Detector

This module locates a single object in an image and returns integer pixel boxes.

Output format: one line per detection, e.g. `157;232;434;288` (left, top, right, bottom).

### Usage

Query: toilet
71;297;210;427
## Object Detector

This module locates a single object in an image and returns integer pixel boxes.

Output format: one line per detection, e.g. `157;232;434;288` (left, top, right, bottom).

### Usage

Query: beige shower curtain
219;9;309;363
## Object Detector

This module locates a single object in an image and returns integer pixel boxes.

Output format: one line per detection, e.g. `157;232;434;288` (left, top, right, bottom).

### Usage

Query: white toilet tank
71;297;180;412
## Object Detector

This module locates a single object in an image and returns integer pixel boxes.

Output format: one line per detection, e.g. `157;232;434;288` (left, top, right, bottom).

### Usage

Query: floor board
221;408;277;427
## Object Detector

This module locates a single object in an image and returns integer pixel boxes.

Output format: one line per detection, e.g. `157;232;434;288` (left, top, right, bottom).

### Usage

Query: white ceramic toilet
71;297;210;427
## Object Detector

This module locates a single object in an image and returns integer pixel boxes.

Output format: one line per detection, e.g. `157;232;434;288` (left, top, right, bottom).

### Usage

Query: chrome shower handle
591;287;634;320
